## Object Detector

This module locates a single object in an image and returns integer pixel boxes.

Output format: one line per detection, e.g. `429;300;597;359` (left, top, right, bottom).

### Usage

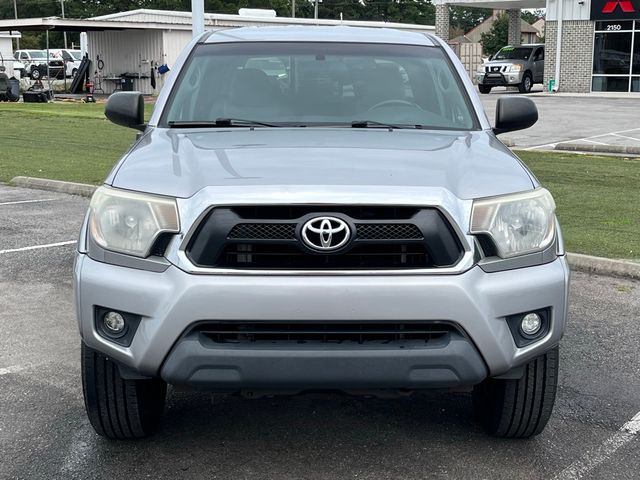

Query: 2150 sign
591;0;640;20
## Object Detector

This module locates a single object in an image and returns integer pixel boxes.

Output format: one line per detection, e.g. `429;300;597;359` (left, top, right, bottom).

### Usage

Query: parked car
13;50;64;80
51;49;82;77
475;44;544;94
75;27;568;440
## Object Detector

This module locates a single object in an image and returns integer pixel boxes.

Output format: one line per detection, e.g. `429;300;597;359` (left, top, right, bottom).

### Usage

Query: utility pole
291;0;295;18
60;0;68;49
192;0;205;38
314;0;319;19
13;0;19;49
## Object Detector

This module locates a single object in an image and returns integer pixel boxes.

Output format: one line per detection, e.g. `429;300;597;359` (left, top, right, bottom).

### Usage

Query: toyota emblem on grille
301;216;351;251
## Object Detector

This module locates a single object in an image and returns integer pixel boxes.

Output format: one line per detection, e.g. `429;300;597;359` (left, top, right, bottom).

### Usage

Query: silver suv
476;44;545;94
75;27;569;440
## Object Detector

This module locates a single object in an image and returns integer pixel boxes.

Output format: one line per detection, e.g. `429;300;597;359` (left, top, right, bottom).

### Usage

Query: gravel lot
1;185;638;480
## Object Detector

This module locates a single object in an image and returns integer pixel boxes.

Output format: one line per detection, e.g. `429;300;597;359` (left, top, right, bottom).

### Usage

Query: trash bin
8;78;20;102
121;77;134;91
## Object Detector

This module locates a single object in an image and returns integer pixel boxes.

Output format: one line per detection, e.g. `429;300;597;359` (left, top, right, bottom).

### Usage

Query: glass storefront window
593;32;632;75
592;20;640;92
592;76;630;92
633;33;640;75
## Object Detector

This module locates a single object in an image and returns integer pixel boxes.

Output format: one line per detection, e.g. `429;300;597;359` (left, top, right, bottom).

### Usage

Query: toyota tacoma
74;26;569;440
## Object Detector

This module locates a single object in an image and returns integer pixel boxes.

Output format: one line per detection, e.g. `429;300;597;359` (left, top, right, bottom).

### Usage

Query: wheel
518;73;533;93
472;346;559;438
72;68;78;78
81;342;167;439
30;68;41;80
478;85;492;94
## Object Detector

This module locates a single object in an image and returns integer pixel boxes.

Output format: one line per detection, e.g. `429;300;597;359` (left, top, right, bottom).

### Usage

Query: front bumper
75;253;569;388
476;71;524;86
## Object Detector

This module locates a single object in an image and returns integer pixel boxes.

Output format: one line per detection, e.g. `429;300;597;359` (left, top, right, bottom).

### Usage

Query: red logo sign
602;0;635;13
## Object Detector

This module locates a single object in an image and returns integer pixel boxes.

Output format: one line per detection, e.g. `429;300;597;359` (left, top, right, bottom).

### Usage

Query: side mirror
105;91;145;131
493;96;538;135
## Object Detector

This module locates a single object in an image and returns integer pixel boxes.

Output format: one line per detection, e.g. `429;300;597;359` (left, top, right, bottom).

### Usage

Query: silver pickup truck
476;44;545;94
75;27;568;440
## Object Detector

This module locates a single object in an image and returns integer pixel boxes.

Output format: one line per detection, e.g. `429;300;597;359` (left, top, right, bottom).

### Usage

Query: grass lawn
0;102;152;185
517;151;640;260
0;102;638;260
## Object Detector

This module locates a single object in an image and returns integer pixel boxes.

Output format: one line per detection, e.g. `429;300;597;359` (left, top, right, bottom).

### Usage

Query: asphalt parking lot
479;89;640;150
1;184;639;480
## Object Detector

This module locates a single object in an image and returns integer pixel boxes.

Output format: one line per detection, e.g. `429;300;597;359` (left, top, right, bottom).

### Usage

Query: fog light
104;311;125;333
520;313;542;336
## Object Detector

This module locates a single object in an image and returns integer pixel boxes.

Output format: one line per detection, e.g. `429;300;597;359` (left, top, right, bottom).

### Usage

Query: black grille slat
195;322;457;345
221;244;428;269
231;206;419;220
356;223;423;240
228;223;296;240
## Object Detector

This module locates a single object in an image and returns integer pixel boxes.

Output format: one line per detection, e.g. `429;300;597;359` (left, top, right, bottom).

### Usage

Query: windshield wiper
351;120;419;130
168;118;280;128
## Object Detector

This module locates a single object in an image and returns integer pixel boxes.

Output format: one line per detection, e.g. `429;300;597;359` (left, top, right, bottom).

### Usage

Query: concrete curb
566;253;640;280
554;143;640;156
8;177;640;280
11;176;97;197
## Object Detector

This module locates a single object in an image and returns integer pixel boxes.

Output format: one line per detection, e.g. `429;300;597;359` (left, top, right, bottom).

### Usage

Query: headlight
88;186;180;257
470;188;556;258
509;64;522;72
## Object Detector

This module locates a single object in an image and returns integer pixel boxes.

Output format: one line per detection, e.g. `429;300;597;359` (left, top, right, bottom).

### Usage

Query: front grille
186;206;463;270
228;223;423;241
195;321;458;345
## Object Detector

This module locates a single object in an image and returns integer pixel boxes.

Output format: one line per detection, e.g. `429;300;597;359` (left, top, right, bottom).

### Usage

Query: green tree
480;13;508;56
520;9;544;25
449;6;491;34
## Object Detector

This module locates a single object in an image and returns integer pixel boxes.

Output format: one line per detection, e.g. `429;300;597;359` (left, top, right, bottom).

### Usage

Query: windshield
493;47;533;61
28;51;47;59
162;42;477;130
70;51;81;61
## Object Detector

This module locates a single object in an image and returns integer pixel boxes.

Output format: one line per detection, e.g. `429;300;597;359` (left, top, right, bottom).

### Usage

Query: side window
20;52;28;60
535;48;544;61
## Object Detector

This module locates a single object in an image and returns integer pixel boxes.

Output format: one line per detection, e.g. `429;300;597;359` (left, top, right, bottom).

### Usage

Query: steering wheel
368;99;422;111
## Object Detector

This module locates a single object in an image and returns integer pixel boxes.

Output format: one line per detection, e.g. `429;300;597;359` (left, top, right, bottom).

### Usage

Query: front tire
473;346;559;438
518;72;533;93
30;68;41;80
478;85;492;94
81;342;167;439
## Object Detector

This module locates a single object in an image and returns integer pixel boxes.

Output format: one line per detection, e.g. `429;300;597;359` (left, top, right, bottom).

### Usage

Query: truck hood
109;128;535;200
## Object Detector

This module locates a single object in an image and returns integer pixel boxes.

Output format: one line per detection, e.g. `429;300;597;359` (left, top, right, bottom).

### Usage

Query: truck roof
204;25;437;47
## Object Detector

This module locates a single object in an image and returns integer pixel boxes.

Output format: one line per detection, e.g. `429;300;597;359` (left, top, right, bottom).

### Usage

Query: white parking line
521;127;640;150
553;411;640;480
0;240;76;255
610;133;640;143
0;198;58;206
0;365;24;376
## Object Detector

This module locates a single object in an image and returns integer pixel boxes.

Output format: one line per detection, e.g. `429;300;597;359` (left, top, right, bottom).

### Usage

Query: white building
0;9;435;94
0;31;20;77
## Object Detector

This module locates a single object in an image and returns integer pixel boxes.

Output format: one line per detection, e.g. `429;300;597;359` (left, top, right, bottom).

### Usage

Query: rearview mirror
493;96;538;135
105;91;145;131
